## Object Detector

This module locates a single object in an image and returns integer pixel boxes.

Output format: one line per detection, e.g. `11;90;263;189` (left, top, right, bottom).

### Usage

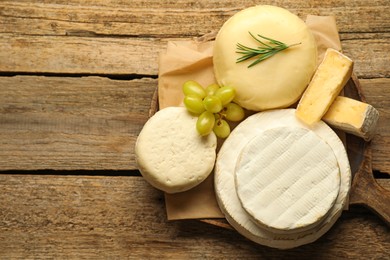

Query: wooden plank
0;34;163;75
1;1;389;37
0;34;388;77
0;76;156;170
0;76;389;172
1;1;389;76
0;174;389;259
343;38;390;79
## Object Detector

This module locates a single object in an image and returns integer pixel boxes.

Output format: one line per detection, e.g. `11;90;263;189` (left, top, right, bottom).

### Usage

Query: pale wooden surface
0;76;156;170
0;0;389;258
1;77;389;172
0;175;389;259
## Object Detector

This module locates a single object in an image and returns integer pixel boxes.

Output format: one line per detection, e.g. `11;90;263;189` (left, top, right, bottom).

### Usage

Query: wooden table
1;1;389;258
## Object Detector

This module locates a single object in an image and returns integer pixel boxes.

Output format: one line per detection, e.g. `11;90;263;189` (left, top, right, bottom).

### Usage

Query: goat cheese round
213;5;317;111
214;109;351;249
135;107;217;194
235;126;340;234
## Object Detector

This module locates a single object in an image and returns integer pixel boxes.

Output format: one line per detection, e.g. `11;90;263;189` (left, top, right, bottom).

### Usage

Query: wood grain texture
0;76;156;170
1;0;389;76
0;34;163;75
0;174;389;259
360;78;390;173
0;76;389;173
1;1;389;36
0;1;389;257
0;34;388;77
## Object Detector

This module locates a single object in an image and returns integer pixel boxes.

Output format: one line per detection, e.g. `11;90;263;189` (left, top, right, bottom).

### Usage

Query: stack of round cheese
214;109;351;249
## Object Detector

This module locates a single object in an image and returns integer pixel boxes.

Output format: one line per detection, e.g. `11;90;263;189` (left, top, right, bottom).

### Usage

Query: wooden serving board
345;75;390;225
150;73;390;228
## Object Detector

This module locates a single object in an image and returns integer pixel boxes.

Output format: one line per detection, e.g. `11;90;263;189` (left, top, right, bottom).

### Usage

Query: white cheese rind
235;126;340;234
135;107;217;194
213;5;317;111
214;109;351;249
323;96;379;141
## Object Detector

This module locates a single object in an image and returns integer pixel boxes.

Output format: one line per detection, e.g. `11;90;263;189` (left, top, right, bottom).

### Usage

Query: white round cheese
135;107;217;194
235;126;340;234
214;109;351;249
213;5;317;111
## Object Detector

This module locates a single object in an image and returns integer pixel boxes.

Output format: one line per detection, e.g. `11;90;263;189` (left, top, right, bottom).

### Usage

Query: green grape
184;95;205;115
196;111;215;136
225;102;245;122
205;83;220;96
203;95;222;113
213;119;231;139
215;86;235;106
183;80;206;99
214;112;222;121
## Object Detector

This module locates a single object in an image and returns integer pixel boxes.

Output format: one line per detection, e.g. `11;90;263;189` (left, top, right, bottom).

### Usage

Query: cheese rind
235;126;340;234
135;107;217;194
213;5;317;111
323;96;379;141
214;109;351;249
296;48;354;125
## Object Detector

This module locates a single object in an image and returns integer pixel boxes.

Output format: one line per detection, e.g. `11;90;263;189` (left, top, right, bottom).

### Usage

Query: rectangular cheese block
323;96;379;141
296;48;353;125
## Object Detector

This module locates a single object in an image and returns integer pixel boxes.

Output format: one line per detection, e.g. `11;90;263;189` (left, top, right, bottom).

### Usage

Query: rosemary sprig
236;32;301;68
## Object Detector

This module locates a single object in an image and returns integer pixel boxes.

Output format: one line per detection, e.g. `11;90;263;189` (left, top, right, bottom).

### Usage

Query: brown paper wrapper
306;15;342;64
158;41;215;108
158;15;343;220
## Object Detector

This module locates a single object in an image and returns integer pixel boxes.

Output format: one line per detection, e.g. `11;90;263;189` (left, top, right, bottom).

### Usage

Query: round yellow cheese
213;5;317;111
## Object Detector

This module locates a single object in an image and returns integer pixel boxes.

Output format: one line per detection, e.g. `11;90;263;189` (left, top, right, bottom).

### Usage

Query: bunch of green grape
182;80;245;138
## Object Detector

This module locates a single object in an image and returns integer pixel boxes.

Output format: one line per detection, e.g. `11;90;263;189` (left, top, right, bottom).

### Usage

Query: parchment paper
158;15;342;220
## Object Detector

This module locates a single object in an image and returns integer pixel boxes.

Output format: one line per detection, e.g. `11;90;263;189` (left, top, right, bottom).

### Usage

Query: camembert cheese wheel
215;109;351;249
235;126;340;234
213;5;317;111
135;107;217;194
